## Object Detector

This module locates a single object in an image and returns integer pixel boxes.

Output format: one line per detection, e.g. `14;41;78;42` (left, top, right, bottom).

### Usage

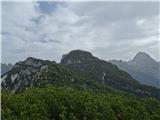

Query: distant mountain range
109;52;160;88
1;50;160;99
1;63;13;75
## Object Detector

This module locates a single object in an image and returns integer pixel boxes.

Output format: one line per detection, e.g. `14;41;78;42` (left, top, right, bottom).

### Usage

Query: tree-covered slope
2;85;160;120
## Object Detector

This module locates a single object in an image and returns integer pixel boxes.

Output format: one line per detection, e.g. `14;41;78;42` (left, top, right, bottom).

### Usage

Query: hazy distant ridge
109;52;160;88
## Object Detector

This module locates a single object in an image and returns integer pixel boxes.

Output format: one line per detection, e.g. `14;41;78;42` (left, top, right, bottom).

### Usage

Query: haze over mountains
109;52;160;88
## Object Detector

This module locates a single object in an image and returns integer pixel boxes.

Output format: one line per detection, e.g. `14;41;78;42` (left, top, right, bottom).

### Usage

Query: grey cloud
2;1;159;64
69;2;159;20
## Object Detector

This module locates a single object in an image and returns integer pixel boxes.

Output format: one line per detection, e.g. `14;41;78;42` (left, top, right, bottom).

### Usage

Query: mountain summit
128;52;157;67
61;50;97;65
133;52;152;60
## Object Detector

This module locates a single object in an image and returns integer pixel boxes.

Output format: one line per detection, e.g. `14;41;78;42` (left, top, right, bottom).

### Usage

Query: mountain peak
25;57;37;61
128;51;157;67
15;57;44;67
68;50;93;56
132;51;157;62
134;51;151;60
61;50;97;65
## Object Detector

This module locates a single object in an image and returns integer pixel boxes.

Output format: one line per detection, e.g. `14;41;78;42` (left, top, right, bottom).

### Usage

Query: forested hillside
2;85;160;120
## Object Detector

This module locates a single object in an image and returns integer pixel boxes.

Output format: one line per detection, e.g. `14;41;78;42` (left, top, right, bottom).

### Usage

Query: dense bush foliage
2;85;160;120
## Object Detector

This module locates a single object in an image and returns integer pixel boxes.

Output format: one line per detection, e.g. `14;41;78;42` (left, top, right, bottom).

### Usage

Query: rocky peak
15;57;44;67
25;57;43;67
128;52;157;66
60;50;97;65
133;52;152;61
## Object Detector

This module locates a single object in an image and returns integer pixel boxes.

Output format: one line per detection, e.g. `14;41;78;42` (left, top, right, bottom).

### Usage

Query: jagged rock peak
61;50;97;65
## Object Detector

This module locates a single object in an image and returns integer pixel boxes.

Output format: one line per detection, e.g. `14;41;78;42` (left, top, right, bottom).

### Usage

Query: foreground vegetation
2;85;160;120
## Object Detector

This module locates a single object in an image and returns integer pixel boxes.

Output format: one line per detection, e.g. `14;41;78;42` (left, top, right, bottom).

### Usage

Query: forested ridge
2;85;160;120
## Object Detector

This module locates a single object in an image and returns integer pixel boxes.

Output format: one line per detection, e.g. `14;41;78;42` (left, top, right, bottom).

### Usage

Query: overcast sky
1;1;159;64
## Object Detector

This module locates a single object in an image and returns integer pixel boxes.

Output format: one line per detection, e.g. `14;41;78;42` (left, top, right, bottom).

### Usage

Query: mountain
1;57;122;95
60;50;160;99
128;52;159;79
2;51;160;120
1;63;13;75
1;57;88;93
1;50;160;99
109;52;160;88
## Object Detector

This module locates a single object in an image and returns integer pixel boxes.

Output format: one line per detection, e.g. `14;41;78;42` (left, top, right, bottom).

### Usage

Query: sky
1;1;160;64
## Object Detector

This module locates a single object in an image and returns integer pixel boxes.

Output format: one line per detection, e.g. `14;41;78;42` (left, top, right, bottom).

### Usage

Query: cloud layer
2;1;159;63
